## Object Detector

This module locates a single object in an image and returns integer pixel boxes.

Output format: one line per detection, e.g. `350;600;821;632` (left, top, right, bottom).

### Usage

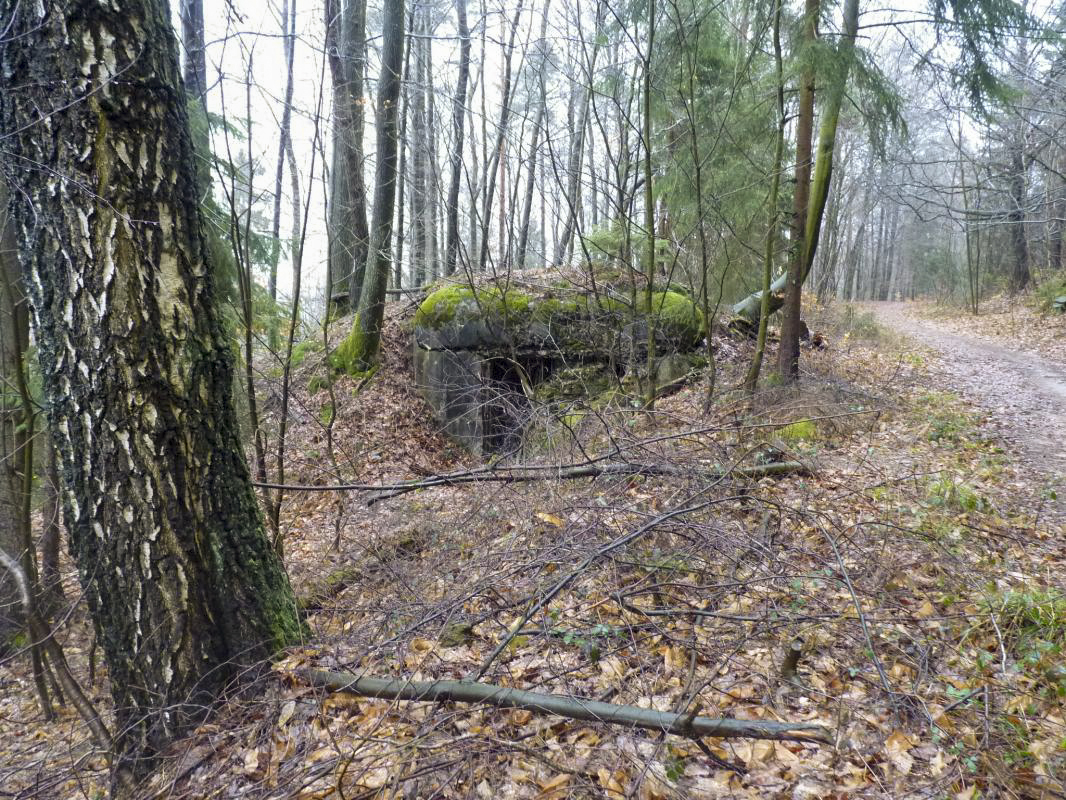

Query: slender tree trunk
1009;145;1031;291
0;1;303;782
0;180;23;648
779;0;858;378
477;1;525;272
642;0;657;408
743;0;785;393
41;442;64;613
554;5;604;266
411;8;429;286
776;0;818;379
444;0;471;275
425;10;441;282
517;6;551;271
349;0;406;369
393;25;413;290
268;0;297;350
180;0;210;195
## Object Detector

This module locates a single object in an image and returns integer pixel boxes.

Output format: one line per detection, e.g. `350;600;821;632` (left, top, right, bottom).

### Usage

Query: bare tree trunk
1;1;303;781
743;0;785;393
40;443;65;613
1009;145;1032;291
641;0;657;408
348;0;406;369
326;0;371;313
444;0;471;276
410;7;429;286
425;8;441;282
180;0;210;195
553;4;604;266
516;4;551;271
268;0;297;349
776;0;819;379
477;1;525;272
393;18;414;290
0;180;24;648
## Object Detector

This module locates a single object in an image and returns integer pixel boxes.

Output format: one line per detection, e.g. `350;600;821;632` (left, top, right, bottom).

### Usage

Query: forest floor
2;297;1066;799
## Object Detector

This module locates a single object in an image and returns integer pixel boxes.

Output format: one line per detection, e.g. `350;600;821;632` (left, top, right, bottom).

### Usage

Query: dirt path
867;302;1066;489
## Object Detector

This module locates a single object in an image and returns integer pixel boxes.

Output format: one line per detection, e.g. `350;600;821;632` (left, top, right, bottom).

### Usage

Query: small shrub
1034;271;1066;313
840;304;882;339
319;402;334;426
926;475;989;513
979;588;1066;690
307;373;330;394
915;391;974;443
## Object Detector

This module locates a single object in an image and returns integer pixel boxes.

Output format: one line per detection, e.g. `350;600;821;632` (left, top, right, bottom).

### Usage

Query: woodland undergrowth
1;301;1063;799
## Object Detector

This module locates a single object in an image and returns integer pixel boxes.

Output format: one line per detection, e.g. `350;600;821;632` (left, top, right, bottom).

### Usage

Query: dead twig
251;459;811;504
299;669;832;743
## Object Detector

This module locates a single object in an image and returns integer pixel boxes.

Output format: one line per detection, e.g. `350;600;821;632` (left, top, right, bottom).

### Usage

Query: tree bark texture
0;0;303;776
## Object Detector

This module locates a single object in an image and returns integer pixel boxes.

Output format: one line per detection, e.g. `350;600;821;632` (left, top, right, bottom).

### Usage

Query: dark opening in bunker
482;354;553;454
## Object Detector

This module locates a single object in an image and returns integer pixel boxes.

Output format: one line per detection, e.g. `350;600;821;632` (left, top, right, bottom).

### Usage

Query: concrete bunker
412;280;706;456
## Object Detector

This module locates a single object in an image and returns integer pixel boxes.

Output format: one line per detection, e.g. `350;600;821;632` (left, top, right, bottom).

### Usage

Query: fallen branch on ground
299;669;832;743
252;460;811;505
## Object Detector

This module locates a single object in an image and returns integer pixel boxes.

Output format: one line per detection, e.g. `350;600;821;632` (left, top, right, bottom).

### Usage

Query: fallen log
300;668;832;743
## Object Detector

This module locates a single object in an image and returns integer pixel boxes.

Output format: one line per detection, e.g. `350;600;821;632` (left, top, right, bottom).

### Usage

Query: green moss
330;321;368;376
530;295;583;324
534;365;613;404
307;374;330;393
649;290;705;347
289;338;322;369
319;402;334;426
414;284;532;329
778;419;817;442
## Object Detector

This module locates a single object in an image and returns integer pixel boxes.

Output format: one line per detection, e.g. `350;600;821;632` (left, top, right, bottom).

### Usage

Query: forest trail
868;301;1066;494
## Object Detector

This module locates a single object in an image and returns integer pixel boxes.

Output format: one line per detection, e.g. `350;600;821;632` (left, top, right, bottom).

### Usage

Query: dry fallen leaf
535;511;565;528
885;730;915;775
277;699;297;728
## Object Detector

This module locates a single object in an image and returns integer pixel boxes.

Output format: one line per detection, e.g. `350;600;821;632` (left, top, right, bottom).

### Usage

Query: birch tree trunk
0;0;303;780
